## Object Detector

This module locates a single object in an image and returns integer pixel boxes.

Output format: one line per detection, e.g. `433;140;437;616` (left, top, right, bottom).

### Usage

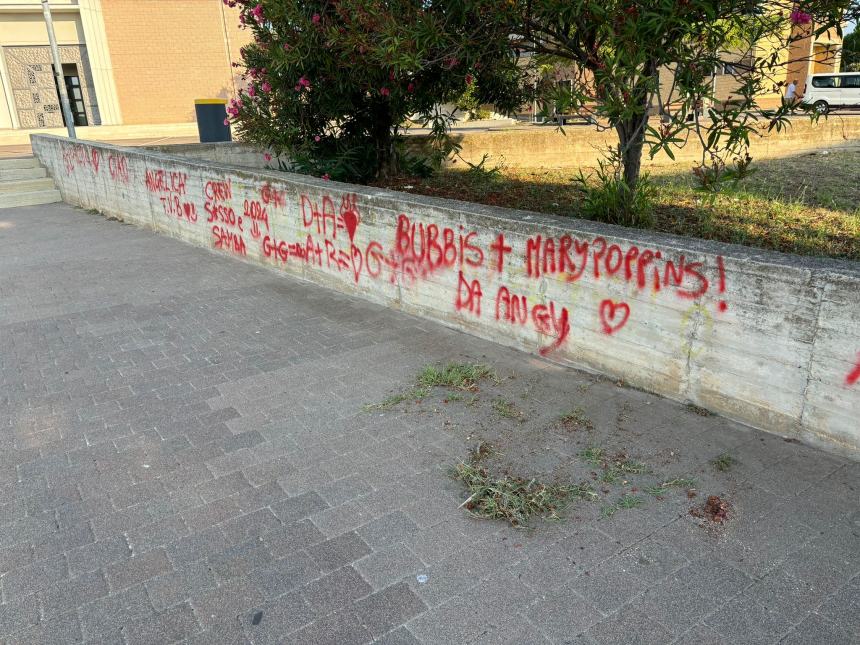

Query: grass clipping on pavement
452;447;586;527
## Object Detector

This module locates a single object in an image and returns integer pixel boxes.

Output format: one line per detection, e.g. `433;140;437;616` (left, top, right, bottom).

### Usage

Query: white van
802;72;860;114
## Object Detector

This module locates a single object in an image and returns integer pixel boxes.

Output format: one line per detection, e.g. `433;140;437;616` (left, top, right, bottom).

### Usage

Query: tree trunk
372;102;396;179
616;114;648;192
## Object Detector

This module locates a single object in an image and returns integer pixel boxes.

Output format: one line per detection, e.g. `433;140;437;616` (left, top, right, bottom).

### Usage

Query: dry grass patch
374;148;860;260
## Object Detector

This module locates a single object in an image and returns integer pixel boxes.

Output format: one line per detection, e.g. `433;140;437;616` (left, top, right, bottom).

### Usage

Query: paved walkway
0;203;857;644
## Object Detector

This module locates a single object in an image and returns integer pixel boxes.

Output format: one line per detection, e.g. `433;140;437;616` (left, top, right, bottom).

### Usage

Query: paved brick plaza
0;203;857;644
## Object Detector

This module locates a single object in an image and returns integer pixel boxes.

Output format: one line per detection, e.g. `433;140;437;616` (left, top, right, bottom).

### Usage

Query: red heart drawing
599;299;630;335
342;210;359;242
340;194;360;242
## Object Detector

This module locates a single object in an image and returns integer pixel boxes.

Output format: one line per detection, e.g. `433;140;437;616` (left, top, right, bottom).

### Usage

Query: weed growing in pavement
579;446;605;466
617;494;644;510
492;399;521;419
601;504;618;518
418;362;495;390
361;387;430;411
616;459;649;474
362;362;494;412
601;494;644;518
560;407;595;430
711;454;737;472
570;483;599;501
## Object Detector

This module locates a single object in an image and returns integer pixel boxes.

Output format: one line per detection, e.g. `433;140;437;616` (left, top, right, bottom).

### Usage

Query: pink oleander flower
283;43;291;51
264;153;272;162
380;87;390;97
314;135;321;142
312;13;321;24
322;173;330;180
298;76;310;88
223;118;230;126
247;85;256;97
251;4;264;22
790;10;812;25
407;82;415;93
262;82;272;93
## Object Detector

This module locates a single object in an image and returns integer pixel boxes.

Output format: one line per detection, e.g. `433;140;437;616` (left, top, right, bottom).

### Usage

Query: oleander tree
224;0;526;182
842;29;860;70
482;0;859;220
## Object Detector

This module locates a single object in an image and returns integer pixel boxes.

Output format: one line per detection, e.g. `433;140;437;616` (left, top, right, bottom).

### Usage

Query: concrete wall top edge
30;133;860;278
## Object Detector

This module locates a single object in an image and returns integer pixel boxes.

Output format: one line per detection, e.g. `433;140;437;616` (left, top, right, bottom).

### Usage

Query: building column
78;0;121;125
0;44;19;129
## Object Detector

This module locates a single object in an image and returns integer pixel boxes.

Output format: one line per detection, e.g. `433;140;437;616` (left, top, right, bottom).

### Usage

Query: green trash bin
195;99;231;143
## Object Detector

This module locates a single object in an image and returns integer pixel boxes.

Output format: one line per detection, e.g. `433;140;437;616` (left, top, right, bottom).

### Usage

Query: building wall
30;134;860;456
0;7;88;129
99;0;250;125
3;45;98;128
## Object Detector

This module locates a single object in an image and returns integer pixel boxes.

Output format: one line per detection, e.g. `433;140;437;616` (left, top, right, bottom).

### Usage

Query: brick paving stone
78;584;154;642
354;543;425;591
242;590;319;644
123;601;201;645
354;582;427;640
307;531;373;573
38;568;109;619
1;203;858;644
1;553;69;597
7;609;83;645
0;595;41;637
145;559;218;612
248;551;321;599
105;547;171;592
262;519;327;558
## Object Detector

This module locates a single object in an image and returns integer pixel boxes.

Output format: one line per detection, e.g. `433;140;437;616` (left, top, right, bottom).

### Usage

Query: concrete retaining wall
31;134;860;455
142;142;273;170
438;116;860;169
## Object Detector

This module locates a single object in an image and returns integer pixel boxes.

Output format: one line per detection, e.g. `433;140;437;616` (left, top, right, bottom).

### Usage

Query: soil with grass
372;147;860;260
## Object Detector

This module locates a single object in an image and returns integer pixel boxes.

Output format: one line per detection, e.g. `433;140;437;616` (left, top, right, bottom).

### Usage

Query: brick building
0;0;249;130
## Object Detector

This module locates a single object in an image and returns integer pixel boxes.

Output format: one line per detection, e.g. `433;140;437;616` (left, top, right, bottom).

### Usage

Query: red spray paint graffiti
599;299;631;335
243;200;269;240
62;144;101;176
496;286;570;355
108;153;129;185
261;184;287;209
204;178;245;256
846;354;860;386
277;192;732;355
455;271;483;317
524;234;715;307
145;169;196;223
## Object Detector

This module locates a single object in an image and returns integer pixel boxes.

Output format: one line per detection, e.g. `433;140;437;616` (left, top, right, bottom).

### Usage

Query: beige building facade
0;0;248;130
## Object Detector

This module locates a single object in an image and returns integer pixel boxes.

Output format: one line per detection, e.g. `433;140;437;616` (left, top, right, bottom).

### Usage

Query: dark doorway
54;63;88;127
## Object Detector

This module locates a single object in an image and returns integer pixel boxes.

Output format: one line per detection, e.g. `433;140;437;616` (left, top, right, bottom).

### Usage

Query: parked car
802;72;860;114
